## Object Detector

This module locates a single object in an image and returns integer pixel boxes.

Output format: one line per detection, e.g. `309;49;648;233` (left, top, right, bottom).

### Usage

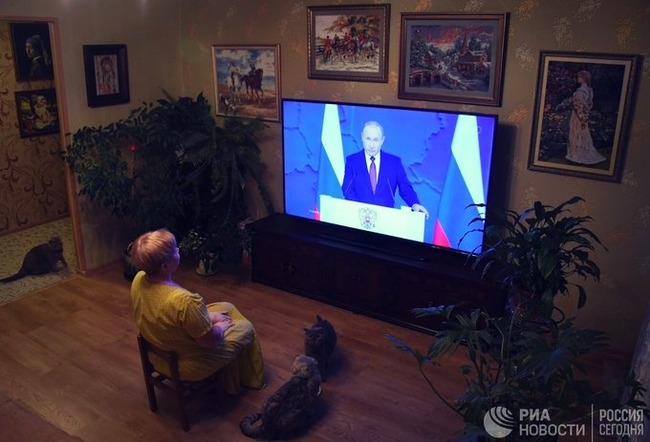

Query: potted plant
387;305;648;441
462;196;606;321
63;92;274;275
386;197;648;440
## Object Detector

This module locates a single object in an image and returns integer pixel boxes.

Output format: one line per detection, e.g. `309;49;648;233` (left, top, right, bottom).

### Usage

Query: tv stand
250;214;501;335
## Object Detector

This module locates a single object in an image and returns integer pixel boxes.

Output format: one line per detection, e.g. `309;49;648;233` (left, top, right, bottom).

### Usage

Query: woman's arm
194;316;233;348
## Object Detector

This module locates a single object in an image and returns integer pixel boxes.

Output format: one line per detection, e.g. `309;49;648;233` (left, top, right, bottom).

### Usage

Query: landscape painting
398;13;508;106
212;45;281;121
308;4;390;82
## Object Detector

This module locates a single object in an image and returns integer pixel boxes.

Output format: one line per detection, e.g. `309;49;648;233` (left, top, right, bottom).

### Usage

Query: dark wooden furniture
136;334;223;432
250;214;503;334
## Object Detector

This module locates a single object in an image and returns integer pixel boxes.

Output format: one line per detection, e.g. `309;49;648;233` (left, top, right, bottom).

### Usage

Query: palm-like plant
386;305;647;441
462;196;606;318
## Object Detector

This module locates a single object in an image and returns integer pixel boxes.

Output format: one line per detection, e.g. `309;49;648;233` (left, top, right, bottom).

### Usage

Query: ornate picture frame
307;4;390;83
398;13;508;106
15;88;59;138
10;22;54;82
83;44;130;108
528;51;640;182
212;44;281;122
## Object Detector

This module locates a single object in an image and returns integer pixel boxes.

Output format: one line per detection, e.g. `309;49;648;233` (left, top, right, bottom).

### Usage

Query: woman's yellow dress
131;271;264;395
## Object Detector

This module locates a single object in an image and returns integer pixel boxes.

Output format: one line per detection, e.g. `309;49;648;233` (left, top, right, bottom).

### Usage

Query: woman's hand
213;316;234;337
209;311;231;324
196;312;234;348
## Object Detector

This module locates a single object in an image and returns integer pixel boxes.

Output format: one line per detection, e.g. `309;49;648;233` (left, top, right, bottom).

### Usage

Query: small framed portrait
398;13;508;106
83;44;130;108
307;4;391;83
15;88;59;138
211;44;281;121
10;22;54;82
528;51;641;182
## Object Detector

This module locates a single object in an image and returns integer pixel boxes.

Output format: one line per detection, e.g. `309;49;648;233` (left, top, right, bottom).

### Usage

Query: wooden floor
0;261;632;441
0;261;468;441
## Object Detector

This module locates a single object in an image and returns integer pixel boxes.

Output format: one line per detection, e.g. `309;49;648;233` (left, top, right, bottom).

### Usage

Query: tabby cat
304;315;337;381
240;354;321;440
0;236;67;283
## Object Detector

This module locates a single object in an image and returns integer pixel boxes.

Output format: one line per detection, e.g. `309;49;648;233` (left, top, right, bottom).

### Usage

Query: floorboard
0;261;627;441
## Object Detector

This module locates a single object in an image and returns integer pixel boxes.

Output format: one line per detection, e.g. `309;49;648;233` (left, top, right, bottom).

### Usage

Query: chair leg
145;379;158;412
174;384;190;431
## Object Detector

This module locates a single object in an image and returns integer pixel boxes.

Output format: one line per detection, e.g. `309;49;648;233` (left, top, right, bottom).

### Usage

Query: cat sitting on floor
304;315;337;381
240;354;321;440
0;236;67;283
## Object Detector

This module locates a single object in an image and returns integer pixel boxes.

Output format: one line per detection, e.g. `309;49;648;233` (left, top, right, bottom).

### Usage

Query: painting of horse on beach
212;45;281;121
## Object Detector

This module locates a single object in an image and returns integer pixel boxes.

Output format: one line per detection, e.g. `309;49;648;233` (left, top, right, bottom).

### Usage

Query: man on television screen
341;120;429;218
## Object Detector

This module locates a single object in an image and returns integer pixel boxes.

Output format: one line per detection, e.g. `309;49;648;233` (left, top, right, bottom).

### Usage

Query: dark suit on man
341;150;420;208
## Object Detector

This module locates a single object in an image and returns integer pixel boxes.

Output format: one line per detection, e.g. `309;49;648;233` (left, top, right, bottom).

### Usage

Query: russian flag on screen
315;104;346;219
433;115;486;252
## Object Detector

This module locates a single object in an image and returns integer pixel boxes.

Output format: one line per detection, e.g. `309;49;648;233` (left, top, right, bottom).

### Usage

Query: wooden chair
136;333;223;432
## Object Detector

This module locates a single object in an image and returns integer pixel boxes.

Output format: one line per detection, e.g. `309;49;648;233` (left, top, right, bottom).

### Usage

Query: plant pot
196;254;219;276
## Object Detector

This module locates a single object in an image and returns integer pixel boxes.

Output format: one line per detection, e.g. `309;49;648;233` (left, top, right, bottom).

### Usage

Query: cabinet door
331;253;392;312
391;267;490;332
251;235;331;295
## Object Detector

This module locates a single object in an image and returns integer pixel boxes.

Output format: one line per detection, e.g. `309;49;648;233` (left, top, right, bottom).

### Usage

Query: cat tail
240;413;265;439
0;272;24;283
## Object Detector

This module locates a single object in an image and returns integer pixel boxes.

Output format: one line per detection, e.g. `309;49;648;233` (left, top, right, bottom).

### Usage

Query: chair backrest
137;334;182;381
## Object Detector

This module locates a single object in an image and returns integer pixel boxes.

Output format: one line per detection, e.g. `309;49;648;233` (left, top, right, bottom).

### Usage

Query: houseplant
387;305;648;441
386;197;648;440
63;92;274;273
462;196;606;320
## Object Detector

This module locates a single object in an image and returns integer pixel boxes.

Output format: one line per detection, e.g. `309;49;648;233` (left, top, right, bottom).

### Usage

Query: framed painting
398;13;508;106
528;51;640;182
15;88;59;138
10;22;54;81
307;4;390;83
212;44;281;121
83;44;130;108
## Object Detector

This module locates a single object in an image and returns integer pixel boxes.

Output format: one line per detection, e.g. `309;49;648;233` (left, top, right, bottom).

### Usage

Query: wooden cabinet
250;214;502;335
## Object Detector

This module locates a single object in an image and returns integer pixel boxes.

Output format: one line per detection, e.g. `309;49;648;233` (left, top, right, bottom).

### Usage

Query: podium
319;195;426;242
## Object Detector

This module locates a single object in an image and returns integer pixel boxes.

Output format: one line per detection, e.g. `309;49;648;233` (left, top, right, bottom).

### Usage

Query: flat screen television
282;98;499;256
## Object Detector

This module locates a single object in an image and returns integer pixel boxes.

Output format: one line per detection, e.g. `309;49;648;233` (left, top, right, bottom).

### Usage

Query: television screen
282;98;498;254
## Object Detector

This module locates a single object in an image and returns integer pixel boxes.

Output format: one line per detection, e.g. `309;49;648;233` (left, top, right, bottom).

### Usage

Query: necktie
369;156;377;193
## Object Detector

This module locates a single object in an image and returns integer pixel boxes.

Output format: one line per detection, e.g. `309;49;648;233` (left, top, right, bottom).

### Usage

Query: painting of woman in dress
555;70;606;165
529;52;639;182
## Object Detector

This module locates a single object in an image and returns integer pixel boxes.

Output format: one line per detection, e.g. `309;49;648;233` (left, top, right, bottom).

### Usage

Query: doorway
0;16;84;298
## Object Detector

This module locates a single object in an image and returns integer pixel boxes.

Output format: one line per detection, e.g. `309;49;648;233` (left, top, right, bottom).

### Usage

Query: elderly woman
129;228;265;394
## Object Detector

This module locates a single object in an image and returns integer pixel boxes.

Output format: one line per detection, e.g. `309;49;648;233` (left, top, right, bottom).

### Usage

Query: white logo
484;406;516;438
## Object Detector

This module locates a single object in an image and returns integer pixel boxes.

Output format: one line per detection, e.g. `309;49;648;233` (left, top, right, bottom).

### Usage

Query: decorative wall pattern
178;0;650;355
1;0;647;354
0;22;69;235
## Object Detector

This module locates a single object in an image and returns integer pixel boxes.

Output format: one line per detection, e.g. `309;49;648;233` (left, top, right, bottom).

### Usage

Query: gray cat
304;315;337;381
0;236;67;283
240;355;321;440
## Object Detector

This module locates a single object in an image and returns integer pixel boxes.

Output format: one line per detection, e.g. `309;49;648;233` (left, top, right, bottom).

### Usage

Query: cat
0;236;67;283
240;354;321;440
304;315;337;381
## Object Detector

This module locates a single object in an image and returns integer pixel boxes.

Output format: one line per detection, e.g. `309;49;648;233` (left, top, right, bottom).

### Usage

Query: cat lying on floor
0;236;67;283
240;354;321;440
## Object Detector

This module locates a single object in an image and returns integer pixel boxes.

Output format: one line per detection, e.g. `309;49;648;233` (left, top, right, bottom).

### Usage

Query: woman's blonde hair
577;70;592;85
129;229;177;275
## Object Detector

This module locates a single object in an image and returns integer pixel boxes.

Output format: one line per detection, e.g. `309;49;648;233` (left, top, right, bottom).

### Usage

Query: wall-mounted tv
282;98;498;255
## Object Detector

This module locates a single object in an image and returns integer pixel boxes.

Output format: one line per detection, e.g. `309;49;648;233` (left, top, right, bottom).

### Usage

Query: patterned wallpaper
177;0;650;354
0;0;646;353
0;21;69;235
